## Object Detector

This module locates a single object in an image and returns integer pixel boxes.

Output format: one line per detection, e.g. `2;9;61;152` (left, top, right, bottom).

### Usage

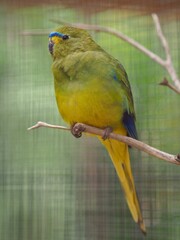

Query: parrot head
48;26;100;58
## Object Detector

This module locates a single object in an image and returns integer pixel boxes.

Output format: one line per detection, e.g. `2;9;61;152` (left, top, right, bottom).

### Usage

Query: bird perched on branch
48;26;146;234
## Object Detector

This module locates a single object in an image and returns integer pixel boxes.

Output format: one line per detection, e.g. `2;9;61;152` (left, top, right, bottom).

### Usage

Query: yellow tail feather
99;136;146;234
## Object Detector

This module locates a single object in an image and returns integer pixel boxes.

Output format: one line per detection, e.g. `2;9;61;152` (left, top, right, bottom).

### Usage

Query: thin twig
28;121;180;165
50;19;166;66
159;78;180;94
21;30;50;36
27;121;70;131
21;15;180;93
152;14;180;92
50;16;180;94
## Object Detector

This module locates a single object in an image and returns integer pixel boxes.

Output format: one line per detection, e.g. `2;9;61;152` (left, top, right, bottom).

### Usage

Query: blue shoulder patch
122;111;138;139
113;74;119;83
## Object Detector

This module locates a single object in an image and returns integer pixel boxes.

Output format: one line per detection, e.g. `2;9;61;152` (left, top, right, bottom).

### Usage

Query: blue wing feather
122;111;138;139
112;68;137;139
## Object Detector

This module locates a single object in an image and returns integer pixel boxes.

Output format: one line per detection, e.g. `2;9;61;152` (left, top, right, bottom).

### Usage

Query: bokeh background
0;1;180;239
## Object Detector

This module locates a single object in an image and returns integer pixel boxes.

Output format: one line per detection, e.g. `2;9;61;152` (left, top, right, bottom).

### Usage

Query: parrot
48;26;146;234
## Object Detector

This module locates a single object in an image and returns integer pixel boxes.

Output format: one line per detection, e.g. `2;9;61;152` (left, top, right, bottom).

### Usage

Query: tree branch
49;15;180;94
50;19;166;66
21;30;50;36
28;121;180;165
22;14;180;93
159;78;180;94
152;14;180;93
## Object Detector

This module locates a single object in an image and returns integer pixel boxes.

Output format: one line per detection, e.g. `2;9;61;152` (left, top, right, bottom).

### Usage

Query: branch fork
22;14;180;93
50;14;180;94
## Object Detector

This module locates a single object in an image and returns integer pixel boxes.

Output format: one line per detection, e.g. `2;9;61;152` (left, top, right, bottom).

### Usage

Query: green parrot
48;26;146;234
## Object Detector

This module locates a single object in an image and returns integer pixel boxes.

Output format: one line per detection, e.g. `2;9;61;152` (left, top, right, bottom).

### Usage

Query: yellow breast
55;78;124;130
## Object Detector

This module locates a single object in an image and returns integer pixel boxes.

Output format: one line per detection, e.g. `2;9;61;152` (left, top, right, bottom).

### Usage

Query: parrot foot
71;123;86;138
102;126;113;140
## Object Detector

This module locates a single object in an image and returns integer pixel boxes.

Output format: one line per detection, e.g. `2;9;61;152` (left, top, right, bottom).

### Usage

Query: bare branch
28;121;180;165
21;30;50;36
152;14;180;93
152;14;171;60
21;15;180;94
49;16;180;94
50;19;166;66
27;121;70;131
159;78;180;94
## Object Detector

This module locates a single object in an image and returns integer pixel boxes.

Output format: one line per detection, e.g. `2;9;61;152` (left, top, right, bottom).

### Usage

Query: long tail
99;136;146;234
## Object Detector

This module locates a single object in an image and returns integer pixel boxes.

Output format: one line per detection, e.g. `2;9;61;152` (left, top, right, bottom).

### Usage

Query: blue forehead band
49;32;64;38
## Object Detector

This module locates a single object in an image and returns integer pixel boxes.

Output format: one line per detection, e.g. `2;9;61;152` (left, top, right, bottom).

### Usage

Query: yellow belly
55;78;124;130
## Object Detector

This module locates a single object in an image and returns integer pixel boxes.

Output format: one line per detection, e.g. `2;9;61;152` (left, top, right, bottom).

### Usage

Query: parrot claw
71;123;86;138
102;126;113;140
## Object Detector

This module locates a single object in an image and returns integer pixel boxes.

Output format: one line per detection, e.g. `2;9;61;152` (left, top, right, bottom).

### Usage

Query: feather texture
49;26;146;234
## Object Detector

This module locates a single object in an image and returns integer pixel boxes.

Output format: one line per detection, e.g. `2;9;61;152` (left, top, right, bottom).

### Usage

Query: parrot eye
62;35;69;40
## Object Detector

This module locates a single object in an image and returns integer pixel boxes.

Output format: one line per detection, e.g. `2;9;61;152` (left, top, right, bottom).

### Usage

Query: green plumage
49;26;146;234
51;26;135;130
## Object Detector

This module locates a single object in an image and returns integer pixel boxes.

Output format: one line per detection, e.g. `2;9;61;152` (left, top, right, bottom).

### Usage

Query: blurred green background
0;1;180;240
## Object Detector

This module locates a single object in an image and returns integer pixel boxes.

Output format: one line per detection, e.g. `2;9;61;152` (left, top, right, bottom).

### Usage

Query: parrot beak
48;32;64;55
48;38;54;55
48;35;62;55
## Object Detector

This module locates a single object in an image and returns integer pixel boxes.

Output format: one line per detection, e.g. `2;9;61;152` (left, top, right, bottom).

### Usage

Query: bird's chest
55;79;124;129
